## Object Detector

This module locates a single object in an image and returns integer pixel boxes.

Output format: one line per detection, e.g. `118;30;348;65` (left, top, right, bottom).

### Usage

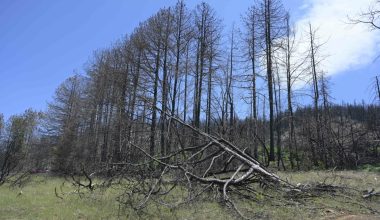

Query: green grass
0;171;379;219
0;176;118;219
358;163;380;172
0;175;231;220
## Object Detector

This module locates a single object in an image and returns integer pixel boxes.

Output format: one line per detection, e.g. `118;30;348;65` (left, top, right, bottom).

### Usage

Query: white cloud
295;0;380;76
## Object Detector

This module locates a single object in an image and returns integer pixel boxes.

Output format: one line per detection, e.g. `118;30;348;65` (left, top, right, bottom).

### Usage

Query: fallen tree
65;106;379;219
66;105;301;218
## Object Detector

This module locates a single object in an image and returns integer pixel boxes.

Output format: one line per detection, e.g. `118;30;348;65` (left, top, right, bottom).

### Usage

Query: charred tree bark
309;23;320;167
265;0;275;162
150;48;161;157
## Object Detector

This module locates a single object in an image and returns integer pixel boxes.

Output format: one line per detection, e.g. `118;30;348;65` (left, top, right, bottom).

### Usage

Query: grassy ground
0;170;379;220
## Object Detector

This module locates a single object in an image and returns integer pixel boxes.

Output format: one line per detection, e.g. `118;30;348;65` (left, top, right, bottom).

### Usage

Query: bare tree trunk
150;48;161;157
274;63;285;170
309;23;320;167
193;41;201;145
116;62;128;162
376;76;380;103
228;27;235;141
265;0;275;162
284;14;297;169
206;43;213;134
183;44;189;123
171;1;184;117
160;9;171;156
243;7;259;159
127;53;141;144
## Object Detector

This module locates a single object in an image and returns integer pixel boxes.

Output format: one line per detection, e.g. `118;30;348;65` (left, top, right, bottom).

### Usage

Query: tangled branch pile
68;110;299;218
64;111;380;219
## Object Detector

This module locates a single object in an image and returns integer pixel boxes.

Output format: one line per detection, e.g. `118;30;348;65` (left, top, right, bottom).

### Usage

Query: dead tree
183;44;190;122
264;0;276;162
141;11;172;158
167;0;193;156
227;25;235;140
113;101;291;218
193;3;208;131
205;8;221;135
171;1;185;117
349;1;380;30
256;0;286;162
160;8;172;156
376;76;380;103
284;13;298;169
274;61;285;170
0;111;40;185
242;6;259;159
308;23;321;167
280;13;307;169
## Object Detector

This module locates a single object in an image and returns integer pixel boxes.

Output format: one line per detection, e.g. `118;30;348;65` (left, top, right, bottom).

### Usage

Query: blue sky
0;0;379;119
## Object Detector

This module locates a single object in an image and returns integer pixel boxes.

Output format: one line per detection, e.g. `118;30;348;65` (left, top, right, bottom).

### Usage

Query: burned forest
1;0;380;219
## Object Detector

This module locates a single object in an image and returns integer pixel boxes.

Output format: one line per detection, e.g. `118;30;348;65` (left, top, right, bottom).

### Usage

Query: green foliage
358;163;380;172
